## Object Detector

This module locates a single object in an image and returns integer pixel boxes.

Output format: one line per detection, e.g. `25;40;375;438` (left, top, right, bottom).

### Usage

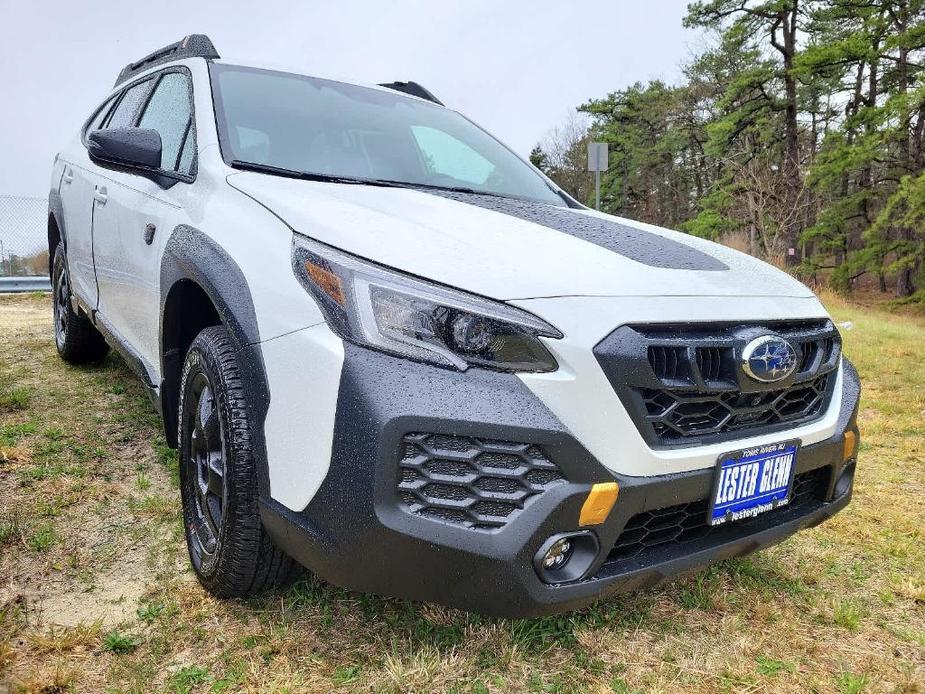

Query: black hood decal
428;191;728;271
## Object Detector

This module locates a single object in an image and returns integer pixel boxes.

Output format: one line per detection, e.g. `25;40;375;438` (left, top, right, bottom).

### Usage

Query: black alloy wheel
185;372;226;567
53;260;70;350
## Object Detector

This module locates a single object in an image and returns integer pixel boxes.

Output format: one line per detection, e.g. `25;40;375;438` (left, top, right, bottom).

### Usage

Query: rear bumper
260;347;860;617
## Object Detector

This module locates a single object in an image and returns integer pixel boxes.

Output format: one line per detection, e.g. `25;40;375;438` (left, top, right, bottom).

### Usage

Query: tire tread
180;325;300;598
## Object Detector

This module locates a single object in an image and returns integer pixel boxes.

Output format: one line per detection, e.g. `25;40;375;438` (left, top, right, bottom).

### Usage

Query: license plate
708;440;799;527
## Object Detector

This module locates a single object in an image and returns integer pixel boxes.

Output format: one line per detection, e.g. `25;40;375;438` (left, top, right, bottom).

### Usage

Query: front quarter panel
175;155;327;342
157;173;334;501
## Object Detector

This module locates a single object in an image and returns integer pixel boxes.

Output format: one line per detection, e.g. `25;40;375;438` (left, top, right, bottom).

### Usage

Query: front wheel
178;325;300;597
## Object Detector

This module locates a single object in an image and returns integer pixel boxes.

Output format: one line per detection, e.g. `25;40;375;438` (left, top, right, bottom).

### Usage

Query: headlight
291;235;562;372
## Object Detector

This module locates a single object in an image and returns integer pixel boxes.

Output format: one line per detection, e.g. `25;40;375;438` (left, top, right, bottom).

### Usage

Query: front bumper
260;346;861;618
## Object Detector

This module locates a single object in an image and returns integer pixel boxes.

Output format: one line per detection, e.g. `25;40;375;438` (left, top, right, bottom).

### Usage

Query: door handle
62;168;73;185
93;185;108;205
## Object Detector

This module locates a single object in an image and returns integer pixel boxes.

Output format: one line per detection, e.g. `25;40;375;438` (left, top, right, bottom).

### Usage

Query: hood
227;172;815;301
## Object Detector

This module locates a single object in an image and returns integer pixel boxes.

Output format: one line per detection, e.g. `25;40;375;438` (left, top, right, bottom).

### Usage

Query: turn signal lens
304;259;345;306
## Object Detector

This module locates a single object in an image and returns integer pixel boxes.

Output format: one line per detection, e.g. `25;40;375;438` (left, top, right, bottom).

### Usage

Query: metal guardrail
1;195;49;289
0;276;51;293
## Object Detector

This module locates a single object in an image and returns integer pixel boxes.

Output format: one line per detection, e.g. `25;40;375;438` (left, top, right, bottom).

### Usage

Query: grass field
0;291;923;693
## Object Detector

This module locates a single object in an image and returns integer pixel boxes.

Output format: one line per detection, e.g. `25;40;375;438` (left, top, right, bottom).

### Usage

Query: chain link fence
0;195;48;278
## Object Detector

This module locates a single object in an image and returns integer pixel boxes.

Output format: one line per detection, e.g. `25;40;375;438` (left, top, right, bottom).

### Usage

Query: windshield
210;63;565;205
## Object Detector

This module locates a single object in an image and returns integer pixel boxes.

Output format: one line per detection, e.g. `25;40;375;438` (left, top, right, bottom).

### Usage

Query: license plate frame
707;439;800;527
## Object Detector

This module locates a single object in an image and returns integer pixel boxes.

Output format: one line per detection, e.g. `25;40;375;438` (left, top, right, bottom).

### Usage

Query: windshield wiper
230;160;518;201
229;160;403;188
374;179;511;199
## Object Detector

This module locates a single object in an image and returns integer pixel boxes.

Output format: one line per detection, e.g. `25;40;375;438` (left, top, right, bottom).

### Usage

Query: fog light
542;538;573;569
534;531;600;584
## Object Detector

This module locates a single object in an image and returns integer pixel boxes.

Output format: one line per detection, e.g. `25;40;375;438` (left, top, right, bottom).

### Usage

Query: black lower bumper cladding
260;348;861;618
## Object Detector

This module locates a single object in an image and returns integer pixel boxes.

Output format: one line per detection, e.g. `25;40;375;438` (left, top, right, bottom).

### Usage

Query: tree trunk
894;2;916;297
897;264;915;297
746;189;759;257
775;1;804;266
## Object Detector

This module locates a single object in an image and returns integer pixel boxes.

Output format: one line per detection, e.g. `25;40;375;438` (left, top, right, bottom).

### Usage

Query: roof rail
378;81;444;106
114;34;220;87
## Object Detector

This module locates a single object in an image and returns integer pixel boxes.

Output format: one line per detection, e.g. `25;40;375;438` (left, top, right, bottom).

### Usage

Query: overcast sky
0;0;702;198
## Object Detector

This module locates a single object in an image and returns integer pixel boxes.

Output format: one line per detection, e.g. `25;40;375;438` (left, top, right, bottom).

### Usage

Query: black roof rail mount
378;81;443;106
114;34;220;87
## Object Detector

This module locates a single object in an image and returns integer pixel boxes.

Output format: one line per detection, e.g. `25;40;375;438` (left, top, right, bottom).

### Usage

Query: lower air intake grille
643;374;831;441
603;466;830;569
398;433;565;530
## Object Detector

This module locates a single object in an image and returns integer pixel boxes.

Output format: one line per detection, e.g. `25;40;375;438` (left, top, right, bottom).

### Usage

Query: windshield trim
208;62;577;207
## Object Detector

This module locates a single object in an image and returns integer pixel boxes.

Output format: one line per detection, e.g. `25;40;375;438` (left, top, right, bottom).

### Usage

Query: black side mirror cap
86;128;191;185
88;127;163;169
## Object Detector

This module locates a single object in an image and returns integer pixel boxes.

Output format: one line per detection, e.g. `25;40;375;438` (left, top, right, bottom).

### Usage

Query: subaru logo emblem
741;336;798;383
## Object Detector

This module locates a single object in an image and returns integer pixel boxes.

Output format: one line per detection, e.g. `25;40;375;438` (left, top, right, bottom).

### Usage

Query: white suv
47;35;860;616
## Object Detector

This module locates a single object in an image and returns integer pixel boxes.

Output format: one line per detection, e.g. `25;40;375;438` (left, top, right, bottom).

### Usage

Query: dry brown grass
0;291;923;693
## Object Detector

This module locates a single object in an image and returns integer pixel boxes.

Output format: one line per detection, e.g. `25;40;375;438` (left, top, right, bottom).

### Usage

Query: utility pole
587;142;609;210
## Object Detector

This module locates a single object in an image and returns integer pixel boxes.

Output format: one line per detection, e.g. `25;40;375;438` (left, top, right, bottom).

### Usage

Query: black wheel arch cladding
158;225;272;497
47;187;67;276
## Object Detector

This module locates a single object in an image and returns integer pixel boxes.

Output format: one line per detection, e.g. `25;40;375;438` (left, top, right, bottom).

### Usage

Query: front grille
594;319;841;446
603;466;830;570
398;433;565;530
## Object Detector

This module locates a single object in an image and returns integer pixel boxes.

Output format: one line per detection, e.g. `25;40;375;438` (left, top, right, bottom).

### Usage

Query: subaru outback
47;35;860;617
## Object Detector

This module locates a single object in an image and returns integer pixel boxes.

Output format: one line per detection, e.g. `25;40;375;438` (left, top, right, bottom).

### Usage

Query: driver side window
137;73;195;174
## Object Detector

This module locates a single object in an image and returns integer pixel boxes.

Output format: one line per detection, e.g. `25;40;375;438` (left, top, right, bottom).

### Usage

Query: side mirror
88;128;163;170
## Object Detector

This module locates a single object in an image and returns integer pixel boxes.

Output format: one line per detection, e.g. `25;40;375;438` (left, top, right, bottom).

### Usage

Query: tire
178;325;300;597
52;244;109;364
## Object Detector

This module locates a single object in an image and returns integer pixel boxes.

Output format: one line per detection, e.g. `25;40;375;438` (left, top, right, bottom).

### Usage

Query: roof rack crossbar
378;81;444;106
114;34;220;87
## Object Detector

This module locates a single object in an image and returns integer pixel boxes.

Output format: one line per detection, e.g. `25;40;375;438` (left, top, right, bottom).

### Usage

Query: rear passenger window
107;79;155;129
87;95;117;133
138;73;194;174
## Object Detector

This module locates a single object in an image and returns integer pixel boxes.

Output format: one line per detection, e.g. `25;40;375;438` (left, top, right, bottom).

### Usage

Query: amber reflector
843;430;858;462
578;482;619;527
